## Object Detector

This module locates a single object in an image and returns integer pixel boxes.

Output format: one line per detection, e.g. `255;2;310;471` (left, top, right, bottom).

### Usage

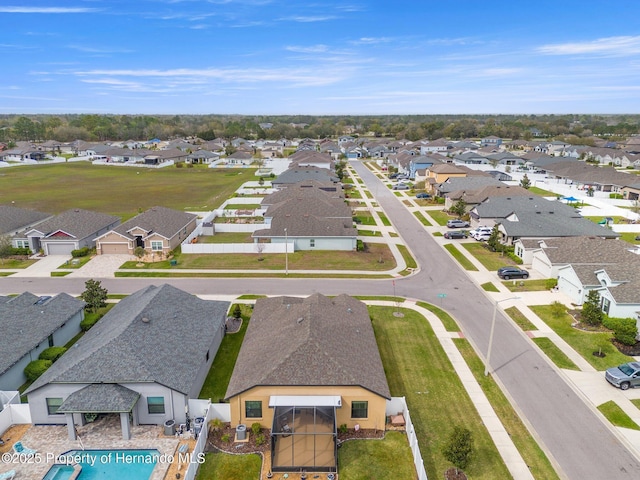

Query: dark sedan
444;230;468;239
497;266;529;279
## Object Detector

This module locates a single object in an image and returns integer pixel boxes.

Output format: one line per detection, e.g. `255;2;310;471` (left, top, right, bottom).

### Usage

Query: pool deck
1;416;179;479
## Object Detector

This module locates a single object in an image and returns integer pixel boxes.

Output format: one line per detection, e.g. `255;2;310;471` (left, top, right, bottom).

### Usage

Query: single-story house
0;205;52;247
95;206;196;256
0;293;85;391
271;168;340;190
225;294;390;474
225;151;254;165
15;209;120;255
25;284;229;440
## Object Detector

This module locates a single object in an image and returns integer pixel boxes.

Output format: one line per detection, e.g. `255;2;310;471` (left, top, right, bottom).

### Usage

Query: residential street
2;161;640;479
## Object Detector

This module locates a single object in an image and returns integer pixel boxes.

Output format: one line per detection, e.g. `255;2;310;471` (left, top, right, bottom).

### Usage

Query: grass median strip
454;338;561;480
461;243;517;271
532;337;580;370
598;401;640;430
504;306;538;331
416;301;460;332
413;211;432;226
370;306;511;479
444;244;478;271
396;244;417;269
481;282;499;292
427;210;451;226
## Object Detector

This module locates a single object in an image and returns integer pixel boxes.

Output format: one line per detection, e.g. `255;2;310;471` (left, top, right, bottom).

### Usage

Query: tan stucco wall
227;385;387;431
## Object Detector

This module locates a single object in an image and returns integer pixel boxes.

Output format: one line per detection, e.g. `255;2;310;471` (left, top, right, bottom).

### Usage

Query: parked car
416;192;431;199
444;230;468;239
469;226;491;237
446;219;470;228
388;173;399;179
497;266;529;279
474;232;492;241
393;184;409;190
605;362;640;390
397;174;409;180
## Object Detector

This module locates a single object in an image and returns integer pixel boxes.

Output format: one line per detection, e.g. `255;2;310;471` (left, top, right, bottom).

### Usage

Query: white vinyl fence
0;392;31;435
184;402;230;480
387;397;428;480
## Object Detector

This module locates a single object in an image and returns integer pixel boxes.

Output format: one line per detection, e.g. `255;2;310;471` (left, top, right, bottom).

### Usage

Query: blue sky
2;0;640;115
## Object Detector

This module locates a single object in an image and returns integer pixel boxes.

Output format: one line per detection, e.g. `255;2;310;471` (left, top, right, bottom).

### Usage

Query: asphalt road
2;161;640;479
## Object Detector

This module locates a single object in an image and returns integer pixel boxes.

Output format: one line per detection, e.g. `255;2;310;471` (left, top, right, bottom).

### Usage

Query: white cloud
0;7;97;13
285;45;329;53
279;15;336;23
537;36;640;57
352;37;393;45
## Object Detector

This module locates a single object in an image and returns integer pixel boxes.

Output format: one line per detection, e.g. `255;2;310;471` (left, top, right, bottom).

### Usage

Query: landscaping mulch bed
612;339;640;356
444;467;468;480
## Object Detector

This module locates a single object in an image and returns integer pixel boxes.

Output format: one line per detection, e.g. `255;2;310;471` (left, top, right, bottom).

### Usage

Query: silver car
605;362;640;390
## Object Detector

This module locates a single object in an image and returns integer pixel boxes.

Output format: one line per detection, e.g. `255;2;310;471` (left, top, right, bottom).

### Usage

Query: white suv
470;226;492;240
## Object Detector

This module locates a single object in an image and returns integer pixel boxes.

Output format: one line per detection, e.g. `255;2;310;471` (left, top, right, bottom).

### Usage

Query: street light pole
485;296;520;376
284;228;288;276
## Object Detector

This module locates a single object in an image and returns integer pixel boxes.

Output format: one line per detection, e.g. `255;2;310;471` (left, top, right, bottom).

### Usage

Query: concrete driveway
67;254;133;278
11;255;70;278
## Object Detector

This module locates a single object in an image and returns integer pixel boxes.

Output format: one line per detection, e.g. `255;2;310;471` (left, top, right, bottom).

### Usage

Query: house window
151;241;163;251
310;239;315;248
245;400;262;418
147;396;165;414
601;297;611;314
351;401;368;419
46;397;63;415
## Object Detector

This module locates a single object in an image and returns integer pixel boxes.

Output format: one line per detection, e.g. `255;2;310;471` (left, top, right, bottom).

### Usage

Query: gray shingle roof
225;294;390;400
105;206;196;241
57;384;140;413
27;209;120;239
437;176;503;194
26;284;229;395
273;168;339;185
0;292;85;375
0;205;51;235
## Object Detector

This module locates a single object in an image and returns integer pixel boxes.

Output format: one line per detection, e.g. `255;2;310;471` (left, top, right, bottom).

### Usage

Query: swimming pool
43;449;160;480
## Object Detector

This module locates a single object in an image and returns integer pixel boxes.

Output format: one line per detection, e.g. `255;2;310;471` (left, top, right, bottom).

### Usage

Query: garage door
100;243;129;254
46;243;76;255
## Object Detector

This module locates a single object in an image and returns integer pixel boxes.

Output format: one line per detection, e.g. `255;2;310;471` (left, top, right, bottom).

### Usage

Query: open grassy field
0;162;254;219
461;243;518;271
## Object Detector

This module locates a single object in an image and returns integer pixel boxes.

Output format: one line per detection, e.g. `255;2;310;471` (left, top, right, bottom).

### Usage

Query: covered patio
270;396;339;473
57;384;140;440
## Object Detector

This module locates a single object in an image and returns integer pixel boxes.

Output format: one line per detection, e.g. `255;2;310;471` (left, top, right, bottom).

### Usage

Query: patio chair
12;441;36;455
0;470;16;480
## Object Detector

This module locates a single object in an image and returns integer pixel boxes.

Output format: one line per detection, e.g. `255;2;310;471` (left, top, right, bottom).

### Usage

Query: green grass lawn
527;186;558;196
197;232;254;243
504;306;538;331
0;258;38;269
529;305;633;369
357;230;382;237
584;215;626;224
396;244;417;269
378;212;392;226
0;162;254;218
631;399;640;411
199;304;251;401
454;339;561;480
502;279;552;292
57;256;93;269
370;306;511;479
121;243;397;271
223;204;261;210
427;210;452;226
338;431;416;480
481;282;499;292
532;337;580;370
195;451;262;480
353;212;377;226
461;243;517;271
444;244;478;271
413;211;432;226
416;301;460;332
618;232;640;245
598;401;640;430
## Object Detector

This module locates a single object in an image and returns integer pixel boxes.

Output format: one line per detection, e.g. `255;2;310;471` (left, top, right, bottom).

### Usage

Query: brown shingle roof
225;294;390;399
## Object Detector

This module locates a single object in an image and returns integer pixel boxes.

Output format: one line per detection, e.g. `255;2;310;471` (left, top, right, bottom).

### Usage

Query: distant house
0;292;85;391
226;151;254;165
186;150;220;165
95;206;196;256
25;284;229;440
481;136;502;147
272;168;339;190
15;209;120;255
225;293;390;474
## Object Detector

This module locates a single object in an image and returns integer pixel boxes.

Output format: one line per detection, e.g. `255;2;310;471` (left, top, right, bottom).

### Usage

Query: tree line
1;113;638;144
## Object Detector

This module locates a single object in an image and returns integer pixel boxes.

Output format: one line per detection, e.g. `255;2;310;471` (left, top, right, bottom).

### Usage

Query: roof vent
347;308;352;313
141;317;150;323
296;317;304;324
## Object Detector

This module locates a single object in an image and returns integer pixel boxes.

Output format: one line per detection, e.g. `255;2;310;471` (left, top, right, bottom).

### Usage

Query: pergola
57;384;140;440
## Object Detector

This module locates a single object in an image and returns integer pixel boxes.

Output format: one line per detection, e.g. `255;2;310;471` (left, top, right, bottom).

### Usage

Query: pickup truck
605;362;640;390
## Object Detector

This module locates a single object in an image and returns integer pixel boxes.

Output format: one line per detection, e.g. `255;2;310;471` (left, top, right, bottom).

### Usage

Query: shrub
604;317;638;346
545;278;558;289
549;301;565;318
175;162;184;168
24;359;52;382
251;422;261;436
255;434;266;446
609;193;623;199
39;346;67;362
356;240;365;252
71;247;91;258
80;312;102;331
10;247;31;256
221;433;231;443
338;424;348;434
